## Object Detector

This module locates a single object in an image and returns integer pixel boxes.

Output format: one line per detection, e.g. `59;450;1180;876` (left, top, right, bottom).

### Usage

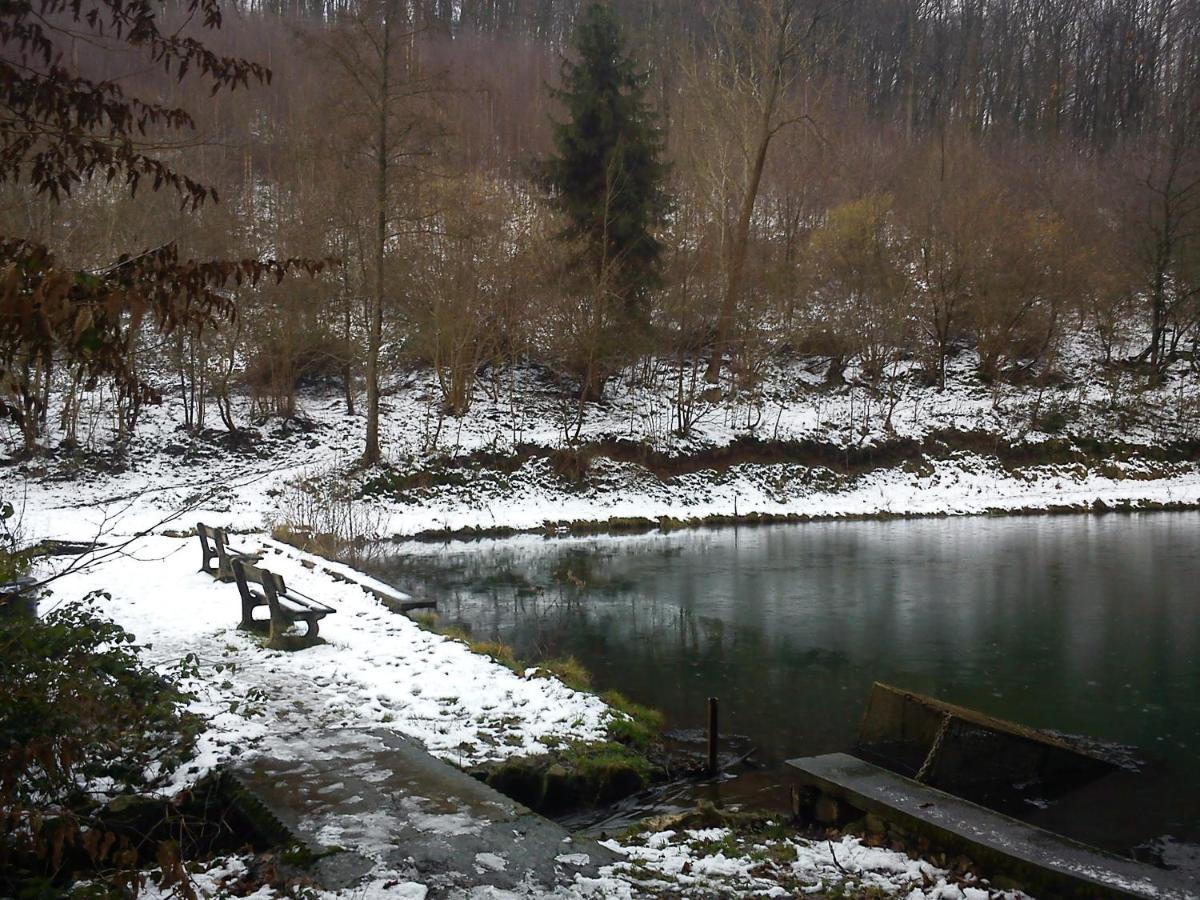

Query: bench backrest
197;522;232;571
233;559;285;593
231;557;287;616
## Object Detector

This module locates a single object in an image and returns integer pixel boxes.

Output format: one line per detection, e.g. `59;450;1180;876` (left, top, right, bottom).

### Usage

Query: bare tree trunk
703;0;810;385
341;251;356;416
706;99;777;384
364;4;394;466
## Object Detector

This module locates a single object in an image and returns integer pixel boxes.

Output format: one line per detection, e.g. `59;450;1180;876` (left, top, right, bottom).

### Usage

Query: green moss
601;689;664;750
575;742;653;795
689;829;743;859
477;737;659;814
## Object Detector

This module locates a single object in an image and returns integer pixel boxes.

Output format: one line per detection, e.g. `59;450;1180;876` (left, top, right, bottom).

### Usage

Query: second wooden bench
232;558;336;650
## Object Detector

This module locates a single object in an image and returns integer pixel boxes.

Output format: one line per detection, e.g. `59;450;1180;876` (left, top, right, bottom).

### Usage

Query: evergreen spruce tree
543;2;670;396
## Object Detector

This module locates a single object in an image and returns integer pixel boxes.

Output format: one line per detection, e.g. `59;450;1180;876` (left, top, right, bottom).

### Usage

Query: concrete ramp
231;728;617;896
787;752;1197;900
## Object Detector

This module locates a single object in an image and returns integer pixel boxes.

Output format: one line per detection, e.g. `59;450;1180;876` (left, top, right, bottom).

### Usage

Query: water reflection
366;513;1200;851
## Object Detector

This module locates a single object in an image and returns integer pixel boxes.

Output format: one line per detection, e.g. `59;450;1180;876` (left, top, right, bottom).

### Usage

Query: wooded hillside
3;0;1198;460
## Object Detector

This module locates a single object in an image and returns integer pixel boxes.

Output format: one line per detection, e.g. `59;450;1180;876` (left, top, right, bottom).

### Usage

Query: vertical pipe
707;696;719;776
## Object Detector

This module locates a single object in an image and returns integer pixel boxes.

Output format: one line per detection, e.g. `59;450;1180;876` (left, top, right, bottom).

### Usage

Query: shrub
271;467;385;562
0;596;203;895
0;499;30;585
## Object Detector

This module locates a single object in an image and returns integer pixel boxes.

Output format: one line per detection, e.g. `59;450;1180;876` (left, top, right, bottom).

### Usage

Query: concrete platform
786;753;1198;900
856;682;1117;800
232;728;617;896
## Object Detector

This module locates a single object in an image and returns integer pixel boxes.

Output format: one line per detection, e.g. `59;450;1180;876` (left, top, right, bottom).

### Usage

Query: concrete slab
786;752;1197;900
856;682;1116;800
232;728;618;896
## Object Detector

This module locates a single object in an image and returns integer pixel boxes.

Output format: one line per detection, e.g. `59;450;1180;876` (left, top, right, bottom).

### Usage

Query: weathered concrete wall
856;682;1116;800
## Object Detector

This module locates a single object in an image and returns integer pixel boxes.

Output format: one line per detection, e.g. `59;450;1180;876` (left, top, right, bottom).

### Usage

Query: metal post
707;696;719;776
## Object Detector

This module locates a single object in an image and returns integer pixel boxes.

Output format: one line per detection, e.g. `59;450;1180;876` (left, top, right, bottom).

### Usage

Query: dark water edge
362;512;1200;869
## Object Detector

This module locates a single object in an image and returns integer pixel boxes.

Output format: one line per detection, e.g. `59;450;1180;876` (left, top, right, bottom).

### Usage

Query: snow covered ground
131;827;1029;899
37;534;614;783
6;344;1200;545
8;344;1197;897
588;826;1028;899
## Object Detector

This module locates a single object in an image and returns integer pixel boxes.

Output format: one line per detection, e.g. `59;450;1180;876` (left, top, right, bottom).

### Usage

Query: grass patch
468;639;518;670
410;610;440;629
480;738;657;813
536;656;591;691
571;741;655;799
602;689;664;750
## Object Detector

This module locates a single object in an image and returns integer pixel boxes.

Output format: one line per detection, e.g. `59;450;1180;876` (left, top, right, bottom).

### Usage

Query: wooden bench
231;558;336;650
197;522;262;582
362;583;437;614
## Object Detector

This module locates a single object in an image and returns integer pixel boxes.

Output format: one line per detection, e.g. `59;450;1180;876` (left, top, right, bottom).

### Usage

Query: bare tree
305;0;441;464
686;0;830;385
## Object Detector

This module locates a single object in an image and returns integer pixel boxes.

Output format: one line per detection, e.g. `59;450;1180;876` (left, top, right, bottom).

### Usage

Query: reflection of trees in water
367;518;1200;773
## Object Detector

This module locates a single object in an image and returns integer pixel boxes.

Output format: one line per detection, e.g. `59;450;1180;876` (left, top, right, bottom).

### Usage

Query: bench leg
240;594;264;632
199;546;219;577
266;613;289;650
265;614;322;651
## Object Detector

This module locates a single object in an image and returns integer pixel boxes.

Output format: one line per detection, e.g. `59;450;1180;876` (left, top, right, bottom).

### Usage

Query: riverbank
7;354;1200;545
5;349;1198;896
33;534;618;780
23;532;1032;899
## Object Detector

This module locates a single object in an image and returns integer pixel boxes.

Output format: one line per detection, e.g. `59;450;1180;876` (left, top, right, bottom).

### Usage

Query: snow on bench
231;557;336;651
786;752;1197;900
261;537;436;614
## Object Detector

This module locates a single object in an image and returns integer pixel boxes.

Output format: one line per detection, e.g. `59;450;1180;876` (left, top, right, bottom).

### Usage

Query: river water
366;513;1200;864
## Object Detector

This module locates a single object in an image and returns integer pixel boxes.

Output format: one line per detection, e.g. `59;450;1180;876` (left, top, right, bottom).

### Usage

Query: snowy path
231;728;618;897
38;534;614;786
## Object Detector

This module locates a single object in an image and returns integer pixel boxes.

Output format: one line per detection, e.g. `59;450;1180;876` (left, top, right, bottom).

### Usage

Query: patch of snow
474;852;508;872
555;852;592;867
32;533;613;792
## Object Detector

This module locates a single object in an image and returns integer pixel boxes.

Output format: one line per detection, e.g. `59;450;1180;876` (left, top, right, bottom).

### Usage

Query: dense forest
3;0;1200;463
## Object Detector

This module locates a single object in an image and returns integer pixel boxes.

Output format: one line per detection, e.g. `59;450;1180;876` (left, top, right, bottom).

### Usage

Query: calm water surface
367;513;1200;856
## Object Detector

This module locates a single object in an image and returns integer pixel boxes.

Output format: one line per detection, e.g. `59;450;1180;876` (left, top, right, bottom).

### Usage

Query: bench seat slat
277;595;330;616
279;591;336;614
